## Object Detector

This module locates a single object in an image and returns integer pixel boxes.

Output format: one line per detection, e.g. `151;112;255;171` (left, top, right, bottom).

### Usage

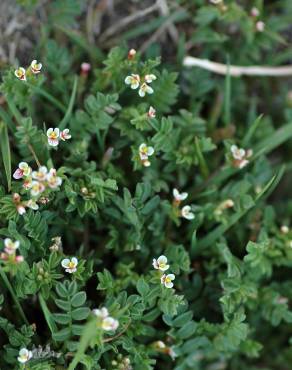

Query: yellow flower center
50;132;57;139
68;261;75;268
165;277;171;283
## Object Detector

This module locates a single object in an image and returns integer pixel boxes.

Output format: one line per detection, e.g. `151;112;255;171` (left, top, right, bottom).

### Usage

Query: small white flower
256;21;265;32
153;255;169;271
30;181;45;197
4;238;20;255
250;7;260;17
209;0;222;4
47;128;60;147
181;205;195;220
139;143;154;160
17;205;26;215
101;317;119;331
15;67;26;81
281;225;289;234
26;199;39;210
13;162;31;179
92;307;109;319
61;257;78;273
161;274;175;288
32;166;48;181
81;62;91;73
173;188;188;202
128;49;137;59
144;74;157;83
46;169;62;189
230;145;245;160
138;82;153;97
30;60;42;74
147;106;156;118
125;74;140;89
17;348;33;364
60;129;71;141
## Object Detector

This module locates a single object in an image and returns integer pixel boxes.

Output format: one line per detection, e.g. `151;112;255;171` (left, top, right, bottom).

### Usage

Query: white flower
147;106;156;118
26;199;39;210
161;274;175;288
152;255;169;271
250;7;260;17
92;307;109;319
144;74;157;83
181;205;195;220
30;181;45;197
61;257;78;273
173;188;188;202
139;143;154;167
230;145;245;160
30;60;42;74
15;67;26;81
281;225;289;234
256;21;265;32
4;238;20;255
128;49;136;59
13;162;31;179
32;166;48;181
139;143;154;160
17;348;33;364
209;0;222;4
101;317;119;331
138;82;153;97
81;62;91;73
47;128;60;147
46;169;62;189
125;74;140;89
17;205;26;215
60;129;71;141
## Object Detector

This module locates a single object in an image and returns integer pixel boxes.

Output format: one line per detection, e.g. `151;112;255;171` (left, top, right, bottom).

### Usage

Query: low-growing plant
0;1;292;369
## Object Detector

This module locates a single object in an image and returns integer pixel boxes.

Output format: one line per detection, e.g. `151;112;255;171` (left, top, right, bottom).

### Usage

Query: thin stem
27;142;41;167
0;269;29;325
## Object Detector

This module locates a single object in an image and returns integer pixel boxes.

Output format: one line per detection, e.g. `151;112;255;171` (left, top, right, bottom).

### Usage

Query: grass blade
39;293;58;337
0;121;11;191
59;76;78;130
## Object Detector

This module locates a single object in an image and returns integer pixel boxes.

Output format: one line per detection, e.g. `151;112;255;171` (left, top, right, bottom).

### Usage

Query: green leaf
53;327;71;341
71;307;90;321
71;291;87;307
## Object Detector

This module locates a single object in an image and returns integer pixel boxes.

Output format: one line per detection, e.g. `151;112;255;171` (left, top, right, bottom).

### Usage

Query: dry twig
184;56;292;77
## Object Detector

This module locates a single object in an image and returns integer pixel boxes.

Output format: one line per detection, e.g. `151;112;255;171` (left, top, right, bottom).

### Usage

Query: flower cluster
153;255;175;289
12;163;62;214
92;307;119;331
15;59;42;81
230;145;253;169
173;188;195;220
61;257;78;273
17;348;33;364
125;73;157;97
139;143;155;167
0;238;24;264
47;128;71;147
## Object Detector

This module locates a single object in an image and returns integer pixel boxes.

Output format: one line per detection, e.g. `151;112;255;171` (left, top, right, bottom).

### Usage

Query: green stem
0;269;29;325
